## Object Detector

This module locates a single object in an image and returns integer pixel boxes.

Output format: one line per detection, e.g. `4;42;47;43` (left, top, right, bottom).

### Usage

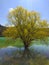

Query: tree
3;6;49;49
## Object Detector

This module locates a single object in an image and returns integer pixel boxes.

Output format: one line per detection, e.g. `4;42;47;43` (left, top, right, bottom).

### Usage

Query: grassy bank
0;37;49;48
0;37;24;48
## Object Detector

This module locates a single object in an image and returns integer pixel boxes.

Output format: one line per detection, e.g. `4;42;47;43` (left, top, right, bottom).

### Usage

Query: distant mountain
0;25;6;37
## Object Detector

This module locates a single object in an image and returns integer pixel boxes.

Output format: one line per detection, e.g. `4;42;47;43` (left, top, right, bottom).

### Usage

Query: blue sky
0;0;49;25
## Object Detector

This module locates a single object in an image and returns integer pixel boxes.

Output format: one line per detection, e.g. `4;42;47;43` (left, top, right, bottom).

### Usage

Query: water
0;45;49;57
31;44;49;58
0;44;49;65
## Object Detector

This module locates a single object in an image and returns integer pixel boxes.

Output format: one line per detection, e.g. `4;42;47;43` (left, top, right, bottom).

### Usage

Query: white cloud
9;8;14;12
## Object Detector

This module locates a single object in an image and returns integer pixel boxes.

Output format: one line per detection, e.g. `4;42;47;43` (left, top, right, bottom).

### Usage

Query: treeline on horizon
0;25;7;37
0;24;49;37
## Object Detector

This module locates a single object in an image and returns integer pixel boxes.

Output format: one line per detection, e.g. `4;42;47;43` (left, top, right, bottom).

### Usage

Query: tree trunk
22;43;34;59
24;43;29;50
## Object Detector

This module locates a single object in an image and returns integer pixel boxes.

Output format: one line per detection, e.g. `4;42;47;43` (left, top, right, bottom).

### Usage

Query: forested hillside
0;25;6;37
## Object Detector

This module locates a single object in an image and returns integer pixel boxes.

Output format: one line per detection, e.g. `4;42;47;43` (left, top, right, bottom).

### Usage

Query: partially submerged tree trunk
24;42;29;50
21;42;33;59
24;44;29;50
21;42;36;59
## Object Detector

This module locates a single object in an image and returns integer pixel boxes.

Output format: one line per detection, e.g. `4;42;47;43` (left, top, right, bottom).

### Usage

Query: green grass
0;37;49;48
0;37;33;48
0;37;24;48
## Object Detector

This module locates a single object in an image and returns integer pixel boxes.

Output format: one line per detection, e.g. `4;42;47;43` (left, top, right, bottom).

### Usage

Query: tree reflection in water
0;49;49;65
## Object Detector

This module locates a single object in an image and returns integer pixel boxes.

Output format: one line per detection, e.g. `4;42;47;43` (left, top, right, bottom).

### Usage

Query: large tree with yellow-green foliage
3;6;49;49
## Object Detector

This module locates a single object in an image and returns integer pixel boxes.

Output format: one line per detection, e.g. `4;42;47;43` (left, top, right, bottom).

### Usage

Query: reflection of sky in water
31;44;49;57
0;45;49;58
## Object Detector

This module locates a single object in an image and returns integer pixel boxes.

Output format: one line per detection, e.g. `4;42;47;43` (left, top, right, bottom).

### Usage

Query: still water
0;44;49;65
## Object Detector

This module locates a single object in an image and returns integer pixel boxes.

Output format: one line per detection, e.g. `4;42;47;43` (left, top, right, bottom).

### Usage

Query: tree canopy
3;6;49;49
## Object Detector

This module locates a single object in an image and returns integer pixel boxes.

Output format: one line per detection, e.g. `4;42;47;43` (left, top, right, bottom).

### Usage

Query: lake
0;44;49;65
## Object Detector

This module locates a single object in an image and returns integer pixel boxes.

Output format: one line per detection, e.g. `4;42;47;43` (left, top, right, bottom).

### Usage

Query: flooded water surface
0;45;49;65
